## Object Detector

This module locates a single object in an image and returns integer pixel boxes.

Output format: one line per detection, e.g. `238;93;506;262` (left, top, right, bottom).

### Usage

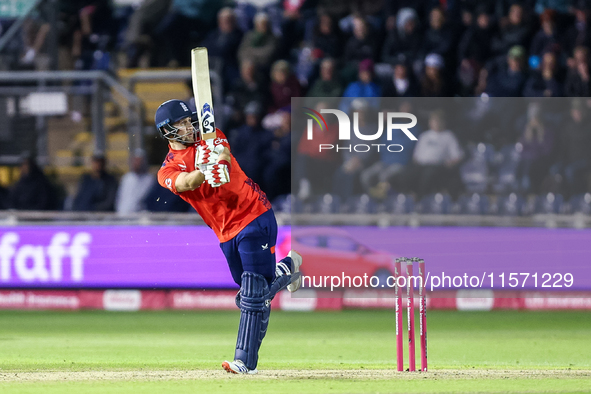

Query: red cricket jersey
157;129;272;243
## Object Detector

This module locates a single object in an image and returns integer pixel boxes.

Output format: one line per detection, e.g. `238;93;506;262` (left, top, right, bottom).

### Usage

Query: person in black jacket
201;7;243;89
227;101;273;187
382;58;419;97
565;45;591;97
381;8;423;65
343;16;379;63
553;99;591;196
72;153;118;211
9;156;59;210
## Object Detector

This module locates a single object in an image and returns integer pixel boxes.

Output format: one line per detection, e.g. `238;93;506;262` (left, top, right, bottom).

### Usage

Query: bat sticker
201;103;215;134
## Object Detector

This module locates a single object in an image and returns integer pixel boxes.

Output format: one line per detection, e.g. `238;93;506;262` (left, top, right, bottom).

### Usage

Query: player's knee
240;272;270;312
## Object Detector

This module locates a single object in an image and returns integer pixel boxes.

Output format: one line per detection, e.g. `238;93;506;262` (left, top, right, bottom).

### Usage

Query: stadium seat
492;143;523;194
272;194;293;214
569;193;591;215
497;193;526;216
385;193;416;214
533;193;564;214
458;193;490;215
314;194;341;214
342;194;378;214
419;193;452;214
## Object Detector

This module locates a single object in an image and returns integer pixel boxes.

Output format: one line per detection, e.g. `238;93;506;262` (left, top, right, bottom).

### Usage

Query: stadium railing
1;210;590;229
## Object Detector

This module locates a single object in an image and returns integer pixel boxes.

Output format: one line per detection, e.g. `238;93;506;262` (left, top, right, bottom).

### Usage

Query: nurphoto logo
303;107;418;153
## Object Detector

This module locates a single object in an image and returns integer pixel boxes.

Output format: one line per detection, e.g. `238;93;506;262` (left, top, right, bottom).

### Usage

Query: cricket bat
191;47;216;143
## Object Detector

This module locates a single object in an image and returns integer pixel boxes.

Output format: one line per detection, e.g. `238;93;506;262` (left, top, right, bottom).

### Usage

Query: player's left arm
217;147;231;165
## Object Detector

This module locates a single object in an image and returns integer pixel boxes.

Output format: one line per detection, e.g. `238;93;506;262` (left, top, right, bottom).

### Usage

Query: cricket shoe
287;250;302;293
222;360;258;375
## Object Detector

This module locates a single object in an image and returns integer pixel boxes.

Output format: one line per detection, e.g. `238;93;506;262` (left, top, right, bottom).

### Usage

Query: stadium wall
1;289;590;311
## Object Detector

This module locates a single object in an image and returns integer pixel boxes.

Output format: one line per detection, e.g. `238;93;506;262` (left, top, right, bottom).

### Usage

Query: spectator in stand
71;0;116;70
422;7;454;63
295;101;340;199
459;6;496;63
523;51;563;96
20;11;51;67
227;59;268;111
492;3;531;57
277;0;310;60
340;59;381;114
263;109;292;202
552;99;591;196
516;102;556;193
457;7;495;95
530;9;561;57
343;16;379;63
152;0;221;67
383;58;419;97
420;53;449;96
269;60;301;112
456;4;482;40
237;12;279;70
228;101;273;187
312;12;342;59
403;109;464;198
482;45;527;97
202;7;243;89
381;8;423;66
115;149;155;215
565;45;591;96
563;1;591;55
123;0;172;68
72;153;118;212
307;58;344;97
8;156;59;210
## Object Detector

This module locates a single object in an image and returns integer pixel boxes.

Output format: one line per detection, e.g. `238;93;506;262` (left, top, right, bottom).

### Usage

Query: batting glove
203;160;231;187
196;140;224;169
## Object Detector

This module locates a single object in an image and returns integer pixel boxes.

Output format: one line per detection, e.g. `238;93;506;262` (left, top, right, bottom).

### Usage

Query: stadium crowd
2;0;591;215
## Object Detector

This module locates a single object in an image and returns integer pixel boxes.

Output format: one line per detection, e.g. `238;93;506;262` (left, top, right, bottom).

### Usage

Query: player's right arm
175;170;205;192
158;160;205;194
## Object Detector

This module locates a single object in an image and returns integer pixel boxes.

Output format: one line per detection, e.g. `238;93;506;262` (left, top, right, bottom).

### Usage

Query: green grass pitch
0;309;590;393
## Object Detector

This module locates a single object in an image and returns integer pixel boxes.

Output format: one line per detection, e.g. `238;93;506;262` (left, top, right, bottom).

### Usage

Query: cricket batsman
155;99;301;374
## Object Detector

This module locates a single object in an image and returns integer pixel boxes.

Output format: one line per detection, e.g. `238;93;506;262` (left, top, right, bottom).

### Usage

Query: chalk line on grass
1;369;590;383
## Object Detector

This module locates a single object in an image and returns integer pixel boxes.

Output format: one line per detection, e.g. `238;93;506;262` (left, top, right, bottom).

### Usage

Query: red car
277;227;396;287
